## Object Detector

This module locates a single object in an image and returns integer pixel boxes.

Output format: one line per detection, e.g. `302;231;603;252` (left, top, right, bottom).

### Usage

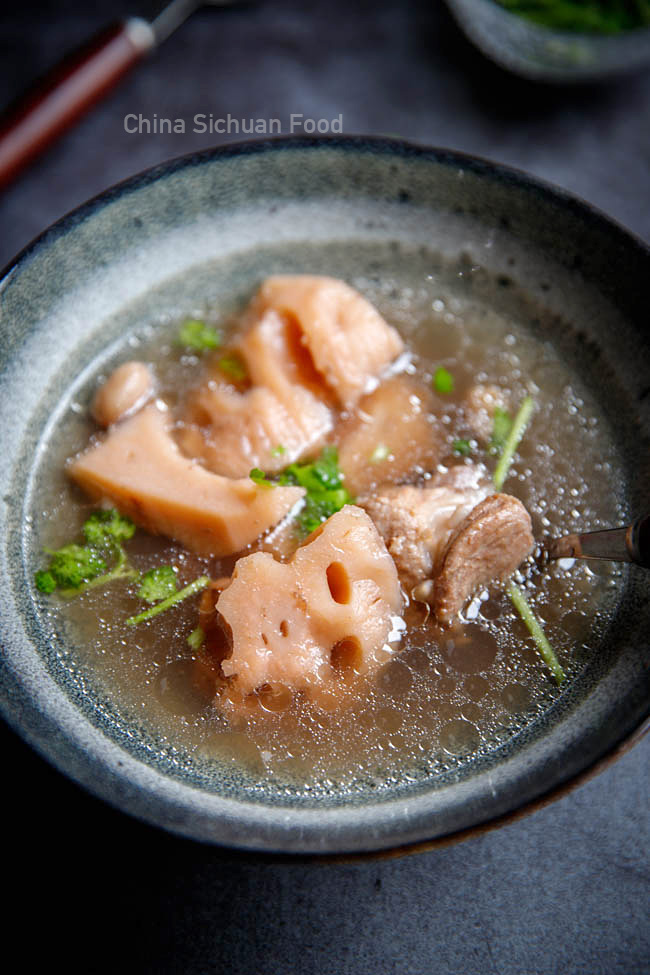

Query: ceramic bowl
1;137;648;855
445;0;650;82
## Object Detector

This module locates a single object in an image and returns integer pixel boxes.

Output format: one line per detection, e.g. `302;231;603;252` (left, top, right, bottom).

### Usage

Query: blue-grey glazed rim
1;135;649;856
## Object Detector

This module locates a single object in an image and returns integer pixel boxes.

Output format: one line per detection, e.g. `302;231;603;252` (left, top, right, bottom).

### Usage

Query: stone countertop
1;2;648;973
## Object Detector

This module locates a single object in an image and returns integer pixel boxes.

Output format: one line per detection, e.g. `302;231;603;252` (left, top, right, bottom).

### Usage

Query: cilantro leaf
489;406;514;455
250;447;352;537
493;396;535;491
453;438;473;456
127;575;211;626
187;626;205;651
35;508;139;597
45;544;107;589
250;468;274;488
433;366;454;395
177;319;221;352
494;1;650;34
138;565;178;604
298;488;351;535
35;570;57;594
280;447;352;536
83;509;135;549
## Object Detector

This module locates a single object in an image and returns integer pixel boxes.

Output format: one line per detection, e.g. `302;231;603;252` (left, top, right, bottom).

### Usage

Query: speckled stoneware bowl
445;0;650;82
1;137;649;855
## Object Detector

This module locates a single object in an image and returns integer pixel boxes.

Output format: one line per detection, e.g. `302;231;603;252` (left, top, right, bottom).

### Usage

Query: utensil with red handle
0;0;239;191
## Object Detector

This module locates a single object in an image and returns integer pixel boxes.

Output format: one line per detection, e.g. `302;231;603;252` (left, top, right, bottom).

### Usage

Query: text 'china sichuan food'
33;274;622;791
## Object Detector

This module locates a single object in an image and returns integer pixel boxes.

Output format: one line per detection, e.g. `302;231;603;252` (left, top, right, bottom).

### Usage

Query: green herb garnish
271;445;287;457
126;576;211;626
138;565;178;604
280;447;353;535
41;543;107;590
34;570;57;594
218;354;247;382
250;467;274;487
36;511;139;597
453;438;473;457
487;397;561;683
35;509;209;626
83;508;136;550
489;406;514;456
508;582;565;684
250;447;353;536
298;489;352;535
433;366;455;395
187;626;205;651
493;396;535;491
494;0;650;34
177;319;221;352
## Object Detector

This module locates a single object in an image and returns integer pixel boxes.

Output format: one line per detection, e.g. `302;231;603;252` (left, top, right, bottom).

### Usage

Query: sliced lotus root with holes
251;275;404;409
214;505;403;711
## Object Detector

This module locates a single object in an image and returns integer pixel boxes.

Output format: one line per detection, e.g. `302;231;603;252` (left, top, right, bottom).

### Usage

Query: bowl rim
1;134;649;857
3;134;649;285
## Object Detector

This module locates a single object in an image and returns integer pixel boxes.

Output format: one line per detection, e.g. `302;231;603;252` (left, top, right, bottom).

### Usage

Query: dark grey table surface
1;2;648;973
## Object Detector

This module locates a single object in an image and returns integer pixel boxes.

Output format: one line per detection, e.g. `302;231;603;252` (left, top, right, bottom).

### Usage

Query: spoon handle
546;514;650;568
627;514;650;567
0;20;154;192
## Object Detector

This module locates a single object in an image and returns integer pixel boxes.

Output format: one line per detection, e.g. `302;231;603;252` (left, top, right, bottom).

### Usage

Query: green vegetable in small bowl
494;0;650;34
445;0;650;80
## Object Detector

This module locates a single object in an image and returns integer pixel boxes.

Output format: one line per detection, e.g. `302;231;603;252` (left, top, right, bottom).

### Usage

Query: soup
31;249;625;800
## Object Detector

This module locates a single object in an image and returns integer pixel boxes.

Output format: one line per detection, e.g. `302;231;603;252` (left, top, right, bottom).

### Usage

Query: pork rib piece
361;465;491;590
433;493;534;623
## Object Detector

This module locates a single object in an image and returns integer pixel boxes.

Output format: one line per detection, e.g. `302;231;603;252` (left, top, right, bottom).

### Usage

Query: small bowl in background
445;0;650;82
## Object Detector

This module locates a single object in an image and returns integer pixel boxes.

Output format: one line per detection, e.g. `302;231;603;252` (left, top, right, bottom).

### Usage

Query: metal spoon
540;514;650;568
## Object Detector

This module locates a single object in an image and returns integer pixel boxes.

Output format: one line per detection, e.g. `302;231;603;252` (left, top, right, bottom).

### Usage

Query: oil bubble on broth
30;242;627;799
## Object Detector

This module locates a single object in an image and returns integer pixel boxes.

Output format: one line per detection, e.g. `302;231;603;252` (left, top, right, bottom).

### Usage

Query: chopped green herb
433;366;454;395
298;488;351;535
256;446;353;536
453;438;473;457
489;407;514;456
35;508;210;630
218;354;247;381
177;319;221;352
494;0;650;34
36;536;137;596
44;543;107;590
493;396;535;491
487;398;558;682
138;565;178;604
36;509;140;597
370;443;391;463
35;570;57;594
279;446;342;491
126;576;211;626
271;445;287;457
508;582;565;684
250;467;274;488
187;626;205;651
83;508;135;550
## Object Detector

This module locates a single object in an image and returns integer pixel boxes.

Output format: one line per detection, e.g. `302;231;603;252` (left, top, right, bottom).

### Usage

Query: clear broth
31;246;626;799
